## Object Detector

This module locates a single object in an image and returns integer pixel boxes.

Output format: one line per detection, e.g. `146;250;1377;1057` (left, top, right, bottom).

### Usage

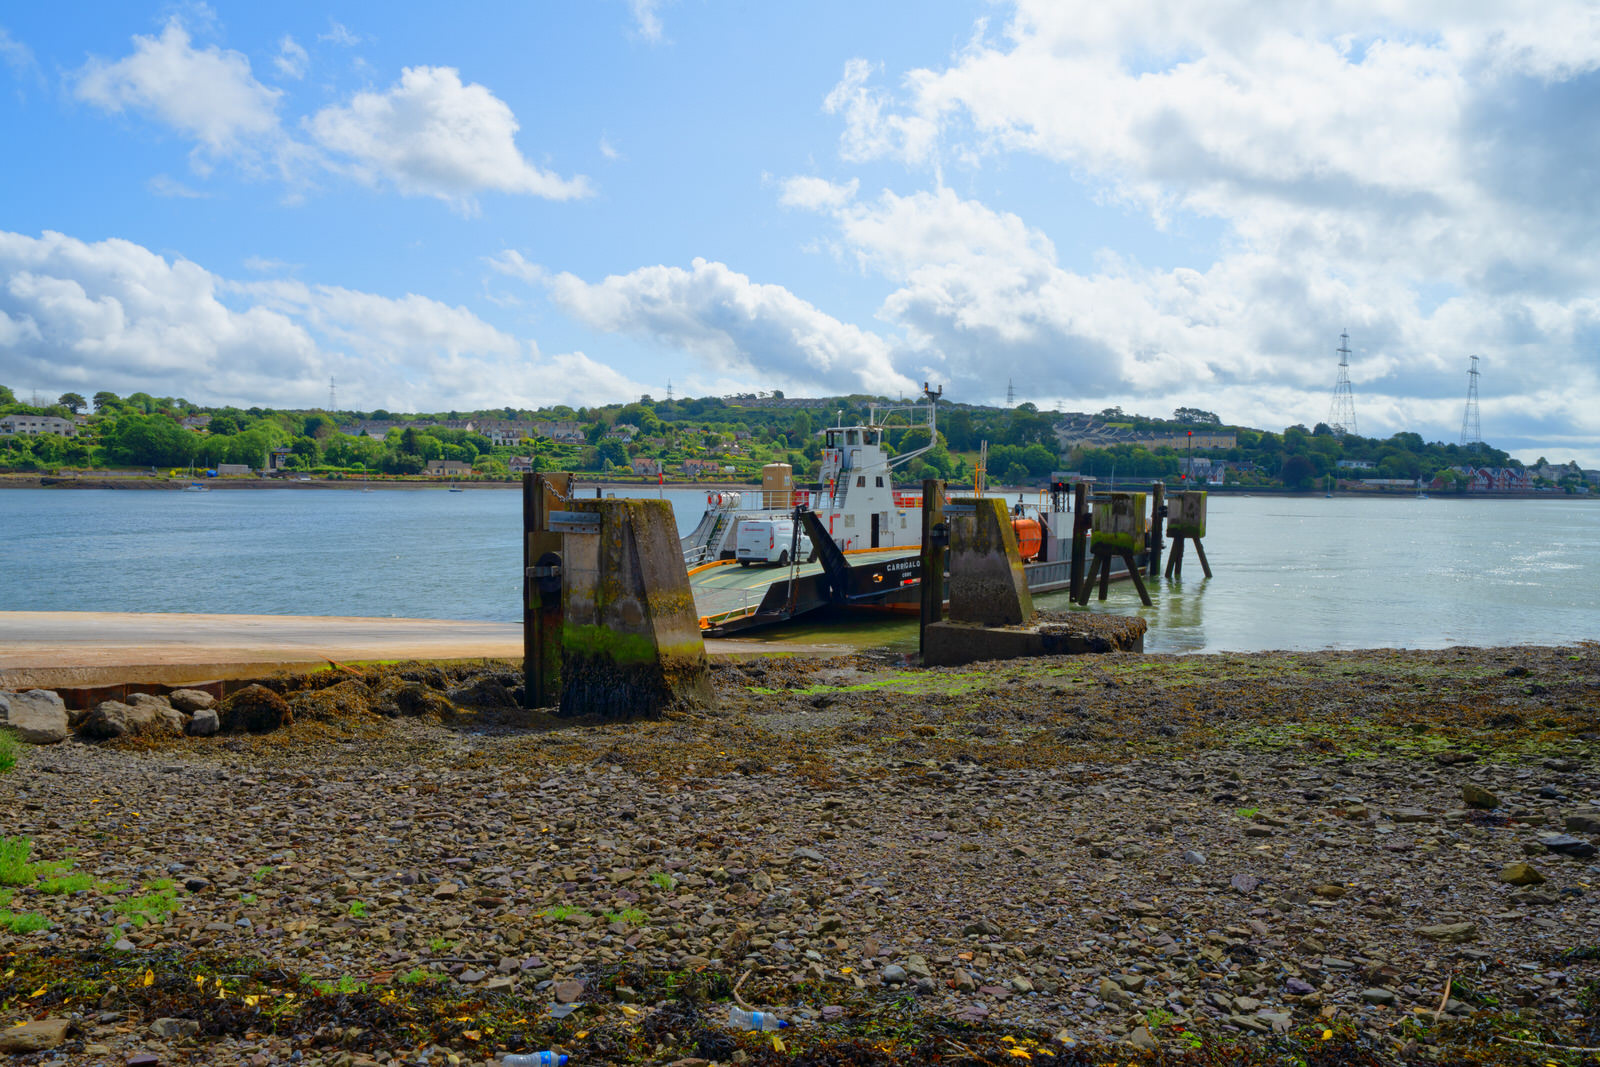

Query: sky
1;1;1598;465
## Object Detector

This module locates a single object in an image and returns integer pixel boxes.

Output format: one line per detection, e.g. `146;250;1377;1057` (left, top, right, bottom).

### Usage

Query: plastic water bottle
500;1053;567;1066
728;1006;788;1031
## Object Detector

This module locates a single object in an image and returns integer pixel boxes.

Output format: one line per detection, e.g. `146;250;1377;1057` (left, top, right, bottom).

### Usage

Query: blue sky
2;1;1598;465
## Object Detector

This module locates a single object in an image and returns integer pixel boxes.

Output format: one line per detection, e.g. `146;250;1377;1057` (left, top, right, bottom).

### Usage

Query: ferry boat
680;387;1122;633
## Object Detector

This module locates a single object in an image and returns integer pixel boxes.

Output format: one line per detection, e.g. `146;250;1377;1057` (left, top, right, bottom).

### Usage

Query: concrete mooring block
558;498;714;719
947;496;1033;627
1091;492;1147;552
1167;491;1207;538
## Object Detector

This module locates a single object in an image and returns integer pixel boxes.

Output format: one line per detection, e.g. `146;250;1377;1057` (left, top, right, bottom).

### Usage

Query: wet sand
0;611;857;689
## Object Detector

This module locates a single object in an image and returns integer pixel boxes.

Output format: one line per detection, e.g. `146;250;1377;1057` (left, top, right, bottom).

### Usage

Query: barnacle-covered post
918;478;946;657
523;471;571;708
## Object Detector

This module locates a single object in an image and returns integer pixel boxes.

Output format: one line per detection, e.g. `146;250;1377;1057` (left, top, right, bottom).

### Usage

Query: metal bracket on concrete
547;511;601;535
942;504;977;516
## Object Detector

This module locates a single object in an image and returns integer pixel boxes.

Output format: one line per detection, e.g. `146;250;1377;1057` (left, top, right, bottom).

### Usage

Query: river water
1;487;1595;654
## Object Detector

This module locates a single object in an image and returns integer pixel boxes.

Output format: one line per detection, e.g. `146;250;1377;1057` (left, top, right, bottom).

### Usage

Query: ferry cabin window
875;476;883;487
856;475;866;487
846;430;859;445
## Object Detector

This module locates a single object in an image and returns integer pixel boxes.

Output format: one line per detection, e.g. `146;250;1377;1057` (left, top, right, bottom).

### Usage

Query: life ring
708;492;716;506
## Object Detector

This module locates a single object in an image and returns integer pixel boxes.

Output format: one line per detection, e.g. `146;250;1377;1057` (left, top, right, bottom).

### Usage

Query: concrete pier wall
558;498;714;719
947;496;1034;627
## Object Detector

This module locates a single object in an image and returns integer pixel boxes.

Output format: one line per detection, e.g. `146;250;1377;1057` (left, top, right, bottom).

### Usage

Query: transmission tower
1006;379;1016;407
1326;330;1357;436
1459;355;1481;447
328;376;337;412
666;379;673;401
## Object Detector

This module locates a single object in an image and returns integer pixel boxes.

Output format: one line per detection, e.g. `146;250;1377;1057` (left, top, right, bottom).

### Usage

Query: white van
735;519;812;566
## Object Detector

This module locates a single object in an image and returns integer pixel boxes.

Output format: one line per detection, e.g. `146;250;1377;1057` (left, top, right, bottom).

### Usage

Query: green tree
0;385;14;405
207;414;240;435
103;414;196;467
92;391;120;413
1280;454;1317;490
57;392;87;414
597;439;629;468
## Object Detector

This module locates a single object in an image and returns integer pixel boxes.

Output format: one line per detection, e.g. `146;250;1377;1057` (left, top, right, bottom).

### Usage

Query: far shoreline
0;472;1589;501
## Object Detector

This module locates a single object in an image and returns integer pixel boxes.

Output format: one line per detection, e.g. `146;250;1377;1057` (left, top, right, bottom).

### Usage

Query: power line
1326;330;1358;436
1460;355;1481;447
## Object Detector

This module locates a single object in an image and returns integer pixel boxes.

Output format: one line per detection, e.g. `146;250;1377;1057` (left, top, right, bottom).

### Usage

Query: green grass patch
96;880;129;894
38;872;93;895
311;974;367;996
0;835;36;885
1234;807;1259;819
399;967;445;985
145;877;176;891
649;871;676;891
113;885;179;926
539;905;589;922
0;728;18;774
347;900;369;917
253;865;274;882
604;907;648;926
0;910;49;934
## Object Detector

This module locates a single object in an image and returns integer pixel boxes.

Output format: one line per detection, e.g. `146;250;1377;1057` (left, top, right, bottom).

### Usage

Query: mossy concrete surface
1091;491;1147;553
558;498;714;719
946;496;1033;626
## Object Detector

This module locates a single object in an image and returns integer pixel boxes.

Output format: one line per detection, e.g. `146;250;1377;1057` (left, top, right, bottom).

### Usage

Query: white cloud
318;21;363;47
0;229;646;411
540;257;916;396
795;2;1600;459
628;0;665;42
0;26;40;83
777;176;858;212
599;136;622;161
274;35;308;80
242;256;297;273
73;18;284;161
307;66;593;210
147;174;211;198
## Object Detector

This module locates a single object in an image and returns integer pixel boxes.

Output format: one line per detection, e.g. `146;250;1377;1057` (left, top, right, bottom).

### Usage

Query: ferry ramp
690;547;918;630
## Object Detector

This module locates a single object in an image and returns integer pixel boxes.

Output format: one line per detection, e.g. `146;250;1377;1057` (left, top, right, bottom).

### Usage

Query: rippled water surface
2;487;1595;653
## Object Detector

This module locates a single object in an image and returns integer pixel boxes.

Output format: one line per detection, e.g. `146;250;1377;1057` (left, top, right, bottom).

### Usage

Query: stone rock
952;968;977;992
1361;988;1397;1005
1417;922;1477;943
0;1018;70;1052
445;676;518;709
1285;978;1315;996
1009;976;1034;994
128;692;172;711
168;688;216;712
151;1017;200;1039
79;700;134;739
1312;884;1347;899
187;708;220;736
791;847;825;862
962;918;1003;937
1461;783;1499;809
220;684;292;734
1181;850;1207;865
1500;861;1546;886
1539;834;1598;859
553;979;584;1004
904;954;932;980
880;964;907;984
0;688;69;744
1128;1026;1159;1051
1565;813;1600;835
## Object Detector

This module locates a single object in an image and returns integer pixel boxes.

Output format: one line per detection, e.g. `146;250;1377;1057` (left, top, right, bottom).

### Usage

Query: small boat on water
182;482;209;493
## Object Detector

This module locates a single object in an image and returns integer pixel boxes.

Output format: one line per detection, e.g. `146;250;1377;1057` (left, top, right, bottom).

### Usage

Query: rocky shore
2;644;1598;1066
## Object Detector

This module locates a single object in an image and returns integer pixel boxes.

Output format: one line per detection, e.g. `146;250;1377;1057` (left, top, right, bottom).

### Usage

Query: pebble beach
2;643;1598;1065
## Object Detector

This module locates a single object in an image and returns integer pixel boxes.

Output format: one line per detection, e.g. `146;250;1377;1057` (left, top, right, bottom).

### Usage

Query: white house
0;415;77;437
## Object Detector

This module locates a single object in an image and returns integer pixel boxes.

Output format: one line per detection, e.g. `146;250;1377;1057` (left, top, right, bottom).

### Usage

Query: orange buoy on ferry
1011;518;1043;561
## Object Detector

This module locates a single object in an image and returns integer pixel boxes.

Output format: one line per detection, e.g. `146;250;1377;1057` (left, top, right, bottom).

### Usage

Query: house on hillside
508;455;533;474
267;447;293;472
426;460;473;478
631;457;662;476
180;414;212;430
681;458;720;478
0;415;77;437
